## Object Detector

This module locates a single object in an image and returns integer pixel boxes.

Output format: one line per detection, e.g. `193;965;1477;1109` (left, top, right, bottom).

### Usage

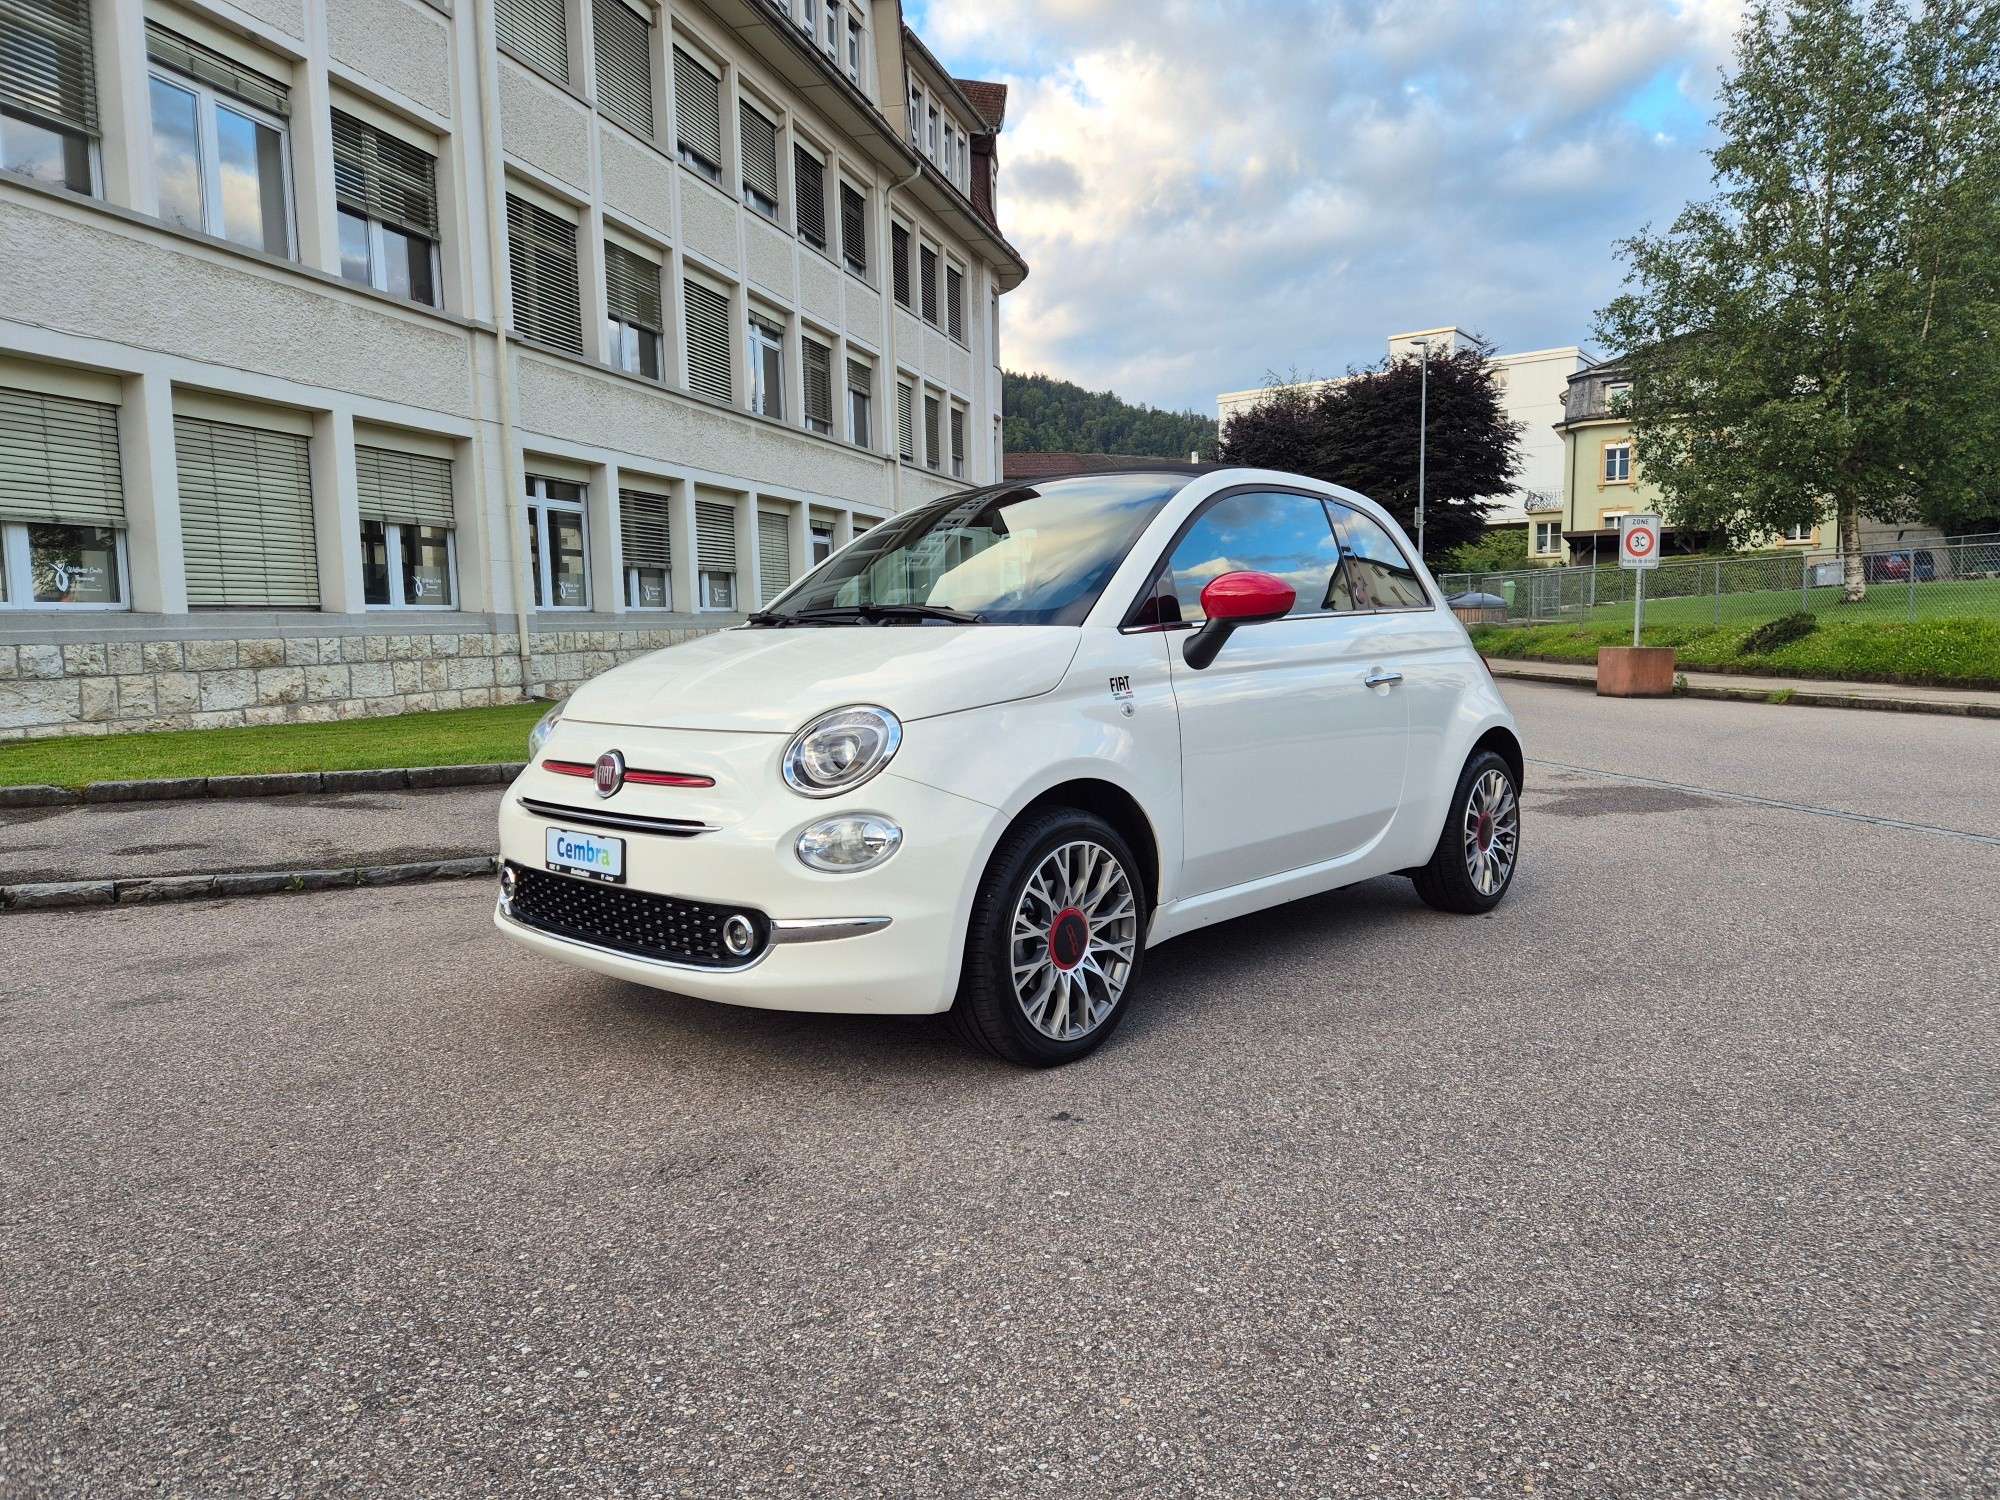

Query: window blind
592;0;652;138
355;445;453;529
173;416;317;608
672;46;720;174
793;144;825;249
619;487;672;569
505;194;583;354
802;337;832;432
694;499;736;570
890;224;909;305
495;0;568;82
757;510;790;603
950;406;965;470
946;265;964;341
604;241;661;330
145;22;287;115
739;101;778;209
846;357;871;394
0;0;98;135
896;381;912;460
838;182;866;272
683;279;732;401
919;244;938;324
0;386;123;527
923;393;940;468
331;110;438;238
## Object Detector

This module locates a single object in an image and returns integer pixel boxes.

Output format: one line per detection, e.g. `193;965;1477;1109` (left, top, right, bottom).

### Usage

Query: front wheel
1411;750;1521;914
950;808;1148;1067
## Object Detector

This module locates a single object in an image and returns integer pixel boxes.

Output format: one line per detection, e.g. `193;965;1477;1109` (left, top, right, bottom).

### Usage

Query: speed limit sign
1620;514;1662;570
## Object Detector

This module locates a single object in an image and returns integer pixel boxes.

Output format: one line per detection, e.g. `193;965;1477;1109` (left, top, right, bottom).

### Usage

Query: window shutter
592;0;652;137
0;0;98;135
683;279;732;401
695;500;736;570
919;245;938;323
0;386;123;527
355;446;453;529
505;194;583;354
846;358;871;395
946;266;964;341
838;182;866;272
739;101;779;208
896;381;912;460
145;23;287;115
604;241;661;330
619;487;672;569
802;338;832;431
757;510;790;603
331;111;438;238
671;46;720;172
891;224;910;305
793;144;825;249
495;0;568;82
173;416;317;608
923;394;940;468
950;406;964;468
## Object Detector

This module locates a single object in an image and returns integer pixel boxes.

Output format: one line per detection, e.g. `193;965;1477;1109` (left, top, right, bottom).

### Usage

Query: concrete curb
0;762;525;810
1486;663;2000;719
0;855;499;913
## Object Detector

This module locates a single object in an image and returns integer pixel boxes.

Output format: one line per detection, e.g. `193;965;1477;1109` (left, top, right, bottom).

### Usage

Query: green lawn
1483;574;2000;631
1470;615;2000;690
0;701;550;789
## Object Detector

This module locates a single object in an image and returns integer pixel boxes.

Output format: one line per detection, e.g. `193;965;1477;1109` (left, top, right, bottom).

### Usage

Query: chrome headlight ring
781;705;902;798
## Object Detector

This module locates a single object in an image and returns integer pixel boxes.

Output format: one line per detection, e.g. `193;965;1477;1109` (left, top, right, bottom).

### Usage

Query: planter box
1597;646;1676;698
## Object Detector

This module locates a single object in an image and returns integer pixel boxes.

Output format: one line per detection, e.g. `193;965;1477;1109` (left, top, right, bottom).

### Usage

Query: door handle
1364;669;1404;688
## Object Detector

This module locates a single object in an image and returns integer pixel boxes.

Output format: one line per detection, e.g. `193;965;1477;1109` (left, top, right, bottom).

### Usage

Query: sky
906;0;1749;416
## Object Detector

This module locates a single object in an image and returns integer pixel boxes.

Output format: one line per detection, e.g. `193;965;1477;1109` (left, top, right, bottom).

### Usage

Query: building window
593;0;653;138
739;100;779;218
846;358;872;448
496;0;569;82
1780;522;1813;543
907;82;921;145
923;392;941;470
918;243;938;324
926;102;939;160
525;475;588;608
604;240;663;378
802;336;833;435
1604;381;1631;409
505;194;583;354
747;313;784;419
890;223;910;306
174;415;318;608
620;487;672;609
672;45;721;182
0;0;98;195
846;12;863;82
798;0;818;40
949;405;965;478
1603;441;1632;484
357;446;455;607
0;387;126;609
757;508;791;604
793;143;826;250
821;1;839;57
945;263;964;342
683;278;732;401
148;26;292;258
332;111;439;306
839;181;867;274
896;380;913;461
1533;521;1561;555
694;498;737;609
810;520;833;566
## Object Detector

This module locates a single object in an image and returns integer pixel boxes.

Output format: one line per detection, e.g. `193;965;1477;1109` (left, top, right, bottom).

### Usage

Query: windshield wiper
850;603;987;625
747;604;985;627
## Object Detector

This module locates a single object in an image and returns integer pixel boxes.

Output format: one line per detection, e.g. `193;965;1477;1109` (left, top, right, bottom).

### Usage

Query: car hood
562;625;1083;733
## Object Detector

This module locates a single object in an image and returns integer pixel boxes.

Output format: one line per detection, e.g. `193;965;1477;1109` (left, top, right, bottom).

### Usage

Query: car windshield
754;473;1189;627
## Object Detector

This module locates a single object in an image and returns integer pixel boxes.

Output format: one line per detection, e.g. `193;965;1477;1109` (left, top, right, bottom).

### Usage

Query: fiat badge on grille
593;749;625;798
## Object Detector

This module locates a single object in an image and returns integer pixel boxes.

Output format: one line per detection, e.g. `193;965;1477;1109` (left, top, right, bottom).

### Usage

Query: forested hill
1003;371;1219;459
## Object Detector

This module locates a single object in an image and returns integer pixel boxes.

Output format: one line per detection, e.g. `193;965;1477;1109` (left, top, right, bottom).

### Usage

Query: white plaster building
0;0;1024;739
1216;327;1582;535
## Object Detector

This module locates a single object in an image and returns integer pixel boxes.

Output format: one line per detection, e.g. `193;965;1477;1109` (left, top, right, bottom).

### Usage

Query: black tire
1411;749;1521;915
950;807;1149;1067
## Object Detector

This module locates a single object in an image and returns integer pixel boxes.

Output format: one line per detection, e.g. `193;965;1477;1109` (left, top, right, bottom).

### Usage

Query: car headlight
795;814;903;872
781;705;901;797
528;698;566;758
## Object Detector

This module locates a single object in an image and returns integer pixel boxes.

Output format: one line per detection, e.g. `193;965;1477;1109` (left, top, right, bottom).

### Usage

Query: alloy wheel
1462;768;1519;897
1009;839;1138;1041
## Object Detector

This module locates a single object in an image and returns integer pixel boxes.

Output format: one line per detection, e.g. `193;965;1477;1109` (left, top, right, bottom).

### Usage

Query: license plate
545;827;625;884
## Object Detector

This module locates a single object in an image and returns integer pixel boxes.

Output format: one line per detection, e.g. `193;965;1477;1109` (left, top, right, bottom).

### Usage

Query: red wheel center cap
1048;907;1089;971
1476;812;1494;850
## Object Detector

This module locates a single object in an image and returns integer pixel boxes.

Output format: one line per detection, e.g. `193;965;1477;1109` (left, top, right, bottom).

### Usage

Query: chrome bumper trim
768;916;893;944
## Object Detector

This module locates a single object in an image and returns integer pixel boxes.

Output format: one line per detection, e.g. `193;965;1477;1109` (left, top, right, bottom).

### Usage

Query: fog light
498;864;519;905
722;914;757;957
795;814;903;873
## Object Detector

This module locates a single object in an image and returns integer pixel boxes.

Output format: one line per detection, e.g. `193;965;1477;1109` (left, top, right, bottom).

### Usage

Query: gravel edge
0;856;500;912
1485;663;2000;718
0;762;526;810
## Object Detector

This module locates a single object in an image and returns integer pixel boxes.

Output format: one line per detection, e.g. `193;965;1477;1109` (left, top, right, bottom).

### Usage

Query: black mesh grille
505;864;765;968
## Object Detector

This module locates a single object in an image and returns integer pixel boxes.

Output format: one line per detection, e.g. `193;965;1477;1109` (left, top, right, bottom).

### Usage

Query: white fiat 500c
495;467;1523;1066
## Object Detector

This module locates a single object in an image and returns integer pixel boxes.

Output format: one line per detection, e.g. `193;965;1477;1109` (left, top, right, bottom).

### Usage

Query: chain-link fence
1439;531;2000;630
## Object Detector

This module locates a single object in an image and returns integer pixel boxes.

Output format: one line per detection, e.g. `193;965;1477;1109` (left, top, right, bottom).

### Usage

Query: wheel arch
1012;777;1163;912
1470;724;1524;789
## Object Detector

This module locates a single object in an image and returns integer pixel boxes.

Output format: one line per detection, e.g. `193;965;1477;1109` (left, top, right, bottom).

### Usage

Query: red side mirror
1199;571;1296;622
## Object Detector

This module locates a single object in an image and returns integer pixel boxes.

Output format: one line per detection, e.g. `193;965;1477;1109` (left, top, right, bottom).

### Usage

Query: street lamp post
1412;337;1431;561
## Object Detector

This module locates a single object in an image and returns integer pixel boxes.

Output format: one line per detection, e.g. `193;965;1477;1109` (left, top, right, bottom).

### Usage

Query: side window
1328;503;1430;610
1165;491;1342;623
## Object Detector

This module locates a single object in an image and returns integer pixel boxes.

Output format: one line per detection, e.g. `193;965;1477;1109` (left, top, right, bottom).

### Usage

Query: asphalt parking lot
3;684;1996;1497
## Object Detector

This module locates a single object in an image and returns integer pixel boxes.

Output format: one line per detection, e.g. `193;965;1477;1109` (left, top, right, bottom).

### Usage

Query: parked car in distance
1865;549;1937;583
495;468;1524;1066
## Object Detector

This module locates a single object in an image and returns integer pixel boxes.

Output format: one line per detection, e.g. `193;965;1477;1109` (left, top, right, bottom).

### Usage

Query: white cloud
913;0;1746;413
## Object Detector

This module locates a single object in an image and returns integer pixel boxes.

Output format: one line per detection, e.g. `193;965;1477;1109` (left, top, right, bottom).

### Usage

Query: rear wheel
1411;750;1520;914
950;809;1147;1067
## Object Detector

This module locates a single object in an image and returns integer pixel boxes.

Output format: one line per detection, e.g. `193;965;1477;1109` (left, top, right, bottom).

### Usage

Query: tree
1598;0;2000;600
1216;348;1523;563
1446;528;1532;575
1002;372;1218;459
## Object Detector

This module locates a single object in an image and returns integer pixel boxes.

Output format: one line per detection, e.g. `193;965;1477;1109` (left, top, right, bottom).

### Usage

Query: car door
1159;488;1412;897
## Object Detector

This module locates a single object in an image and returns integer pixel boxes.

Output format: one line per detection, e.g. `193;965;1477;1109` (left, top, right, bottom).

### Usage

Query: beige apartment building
0;0;1024;739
